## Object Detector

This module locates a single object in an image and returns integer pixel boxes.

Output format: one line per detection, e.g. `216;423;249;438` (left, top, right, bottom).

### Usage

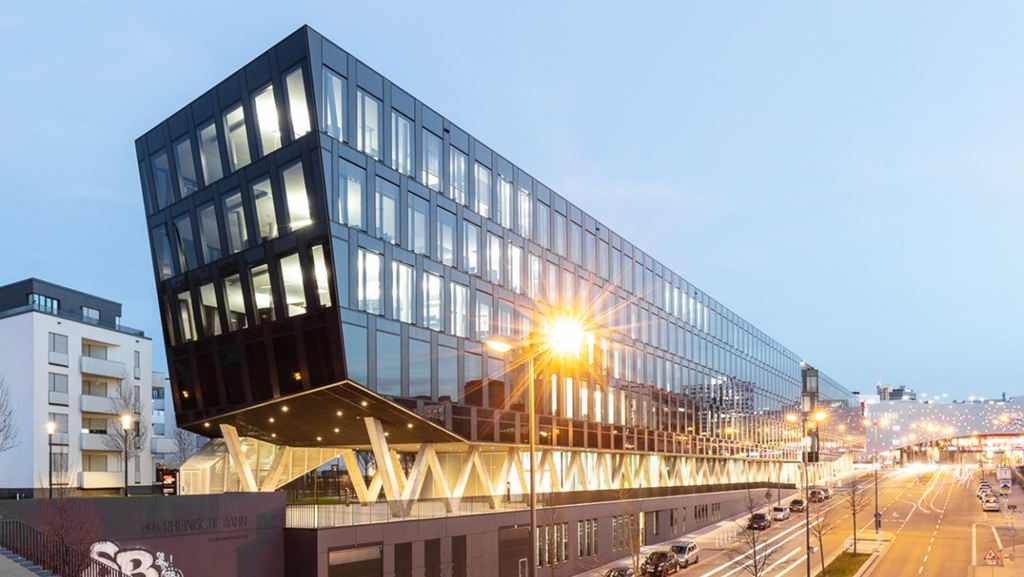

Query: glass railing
0;303;145;337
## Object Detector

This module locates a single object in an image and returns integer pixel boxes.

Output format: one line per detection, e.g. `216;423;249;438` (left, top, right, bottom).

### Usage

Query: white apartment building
0;278;172;496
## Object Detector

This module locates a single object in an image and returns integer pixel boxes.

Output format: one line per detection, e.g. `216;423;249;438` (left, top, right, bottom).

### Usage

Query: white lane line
973;524;977;566
764;546;801;574
993;526;1004;550
919;567;923;573
774;553;807;577
696;526;812;577
924;555;928;562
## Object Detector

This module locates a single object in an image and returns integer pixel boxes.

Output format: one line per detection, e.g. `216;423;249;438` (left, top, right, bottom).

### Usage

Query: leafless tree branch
727;490;782;577
0;371;20;455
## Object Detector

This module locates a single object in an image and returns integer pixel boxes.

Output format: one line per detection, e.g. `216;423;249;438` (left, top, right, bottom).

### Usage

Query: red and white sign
984;548;1001;562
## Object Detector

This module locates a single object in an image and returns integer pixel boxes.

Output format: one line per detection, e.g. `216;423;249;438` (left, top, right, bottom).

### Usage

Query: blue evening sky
1;1;1021;401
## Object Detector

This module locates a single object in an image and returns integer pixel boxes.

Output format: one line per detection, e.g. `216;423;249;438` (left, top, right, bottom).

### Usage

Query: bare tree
613;487;646;575
843;476;873;554
727;490;783;577
173;425;203;464
35;468;105;577
808;502;836;576
0;371;20;456
539;506;569;577
101;380;150;491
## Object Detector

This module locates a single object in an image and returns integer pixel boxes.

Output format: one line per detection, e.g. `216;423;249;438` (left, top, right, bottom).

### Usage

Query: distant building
877;382;915;401
0;278;169;496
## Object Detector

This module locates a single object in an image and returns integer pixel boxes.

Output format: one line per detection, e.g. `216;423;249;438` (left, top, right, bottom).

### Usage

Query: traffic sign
984;548;1001;562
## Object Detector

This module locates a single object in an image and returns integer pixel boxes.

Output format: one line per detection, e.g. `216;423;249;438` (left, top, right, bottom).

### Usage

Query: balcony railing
286;495;528;529
0;519;128;577
80;356;126;379
0;303;145;337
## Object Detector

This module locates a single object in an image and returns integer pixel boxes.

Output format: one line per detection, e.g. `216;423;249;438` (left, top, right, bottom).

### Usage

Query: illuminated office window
284;68;311;139
254;85;281;155
423;272;443;331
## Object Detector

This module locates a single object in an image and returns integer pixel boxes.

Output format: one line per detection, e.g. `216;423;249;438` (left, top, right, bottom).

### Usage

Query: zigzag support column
364;417;404;516
220;424;258;492
260;446;292;492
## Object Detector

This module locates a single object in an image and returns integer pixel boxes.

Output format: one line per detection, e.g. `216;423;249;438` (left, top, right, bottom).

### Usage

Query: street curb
857;536;894;577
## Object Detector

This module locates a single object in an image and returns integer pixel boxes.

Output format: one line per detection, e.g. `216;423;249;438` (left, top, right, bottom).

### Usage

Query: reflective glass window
280;253;305;318
198;203;222;264
177;290;196;343
496;176;512;228
570;222;582;263
357;248;383;315
173;214;196;273
553;212;566;256
528;254;541;299
356;90;381;160
508;244;523;293
254;85;281;155
152;226;174;280
151;150;172;209
343;324;367;385
409;339;431;398
392;261;415;323
223;190;249;254
199;283;221;337
285;68;311;139
546;262;559;305
423;129;442;191
198;121;224;184
517;186;531;237
463;221;480;275
311;245;333;308
252;177;278;242
598;240;609;279
282;161;312;231
498;300;514;336
408;193;429;254
223;273;248;331
450;283;468;338
322;67;345;141
336;159;365;229
423;272;443;331
391;111;413;175
375;178;398;243
438;345;458;401
474;163;491;218
450;147;468;204
487;233;502;284
174;137;199;197
376;331;401;396
437;209;456;266
250;264;276;324
224;105;251;171
475;293;492;340
536;202;550;248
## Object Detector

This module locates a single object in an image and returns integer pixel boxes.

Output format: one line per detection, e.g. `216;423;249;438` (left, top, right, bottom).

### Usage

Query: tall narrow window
474;163;491;218
570;222;582;263
357;249;383;315
336;159;365;229
174;137;199;196
437;209;456;266
224;105;251;171
536;202;550;248
322;68;346;141
528;254;541;299
177;290;196;342
463;221;480;275
498;300;514;336
152;226;174;280
450;283;468;338
392;261;415;323
408;193;429;254
356;90;381;160
311;245;333;308
282;161;311;231
391;111;413;175
223;273;248;331
223;190;249;254
173;214;196;273
199;283;221;337
198;121;224;184
450;147;468;204
285;68;311;139
553;213;566;256
423;272;443;331
254;85;281;155
279;253;305;318
475;293;492;340
151;150;172;209
487;233;502;284
496;176;512;228
198;203;222;264
517;186;531;237
508;244;523;293
252;178;278;242
250;264;275;324
375;179;399;243
423;129;442;191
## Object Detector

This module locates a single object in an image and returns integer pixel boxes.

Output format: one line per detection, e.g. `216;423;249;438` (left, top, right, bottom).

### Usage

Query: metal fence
0;519;128;577
286;494;529;529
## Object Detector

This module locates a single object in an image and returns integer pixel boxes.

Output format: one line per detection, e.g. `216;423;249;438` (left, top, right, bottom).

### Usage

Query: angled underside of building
135;26;863;508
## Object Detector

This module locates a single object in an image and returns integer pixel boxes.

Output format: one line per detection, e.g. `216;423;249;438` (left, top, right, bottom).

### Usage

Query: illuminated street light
46;421;56;499
121;414;133;498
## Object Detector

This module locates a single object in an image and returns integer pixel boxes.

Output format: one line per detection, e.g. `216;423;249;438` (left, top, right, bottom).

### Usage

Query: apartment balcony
80;356;126;379
80;433;112;452
151;437;177;454
79;394;115;414
78;471;123;489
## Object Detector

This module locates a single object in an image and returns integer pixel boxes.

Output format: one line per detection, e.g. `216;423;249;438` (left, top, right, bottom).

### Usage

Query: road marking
993;526;1004;550
919;567;923;573
924;555;928;562
973;524;977;566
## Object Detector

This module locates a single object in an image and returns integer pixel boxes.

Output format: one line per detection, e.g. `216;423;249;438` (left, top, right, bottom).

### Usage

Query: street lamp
788;409;826;577
46;421;56;499
486;316;586;577
863;418;889;532
121;414;133;498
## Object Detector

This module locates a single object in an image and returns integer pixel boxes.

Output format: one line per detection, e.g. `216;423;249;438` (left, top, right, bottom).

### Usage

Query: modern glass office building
136;26;859;466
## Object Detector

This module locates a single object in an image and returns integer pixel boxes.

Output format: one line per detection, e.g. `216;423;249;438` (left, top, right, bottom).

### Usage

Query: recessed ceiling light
334;428;340;433
337;411;343;416
269;418;275;423
204;422;210;427
407;424;413;429
361;401;368;407
317;436;322;441
282;406;289;412
271;433;276;438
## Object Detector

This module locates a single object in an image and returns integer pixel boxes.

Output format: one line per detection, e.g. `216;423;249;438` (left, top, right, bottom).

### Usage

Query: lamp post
864;418;889;532
121;414;133;497
46;421;56;499
788;409;826;577
487;317;585;577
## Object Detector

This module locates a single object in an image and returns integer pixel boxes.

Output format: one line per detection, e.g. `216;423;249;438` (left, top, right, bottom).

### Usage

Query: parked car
788;499;806;512
821;487;833;500
978;483;993;499
983;497;1000;512
772;506;791;521
747;513;772;530
641;551;679;576
808;490;826;503
669;542;700;567
605;569;635;577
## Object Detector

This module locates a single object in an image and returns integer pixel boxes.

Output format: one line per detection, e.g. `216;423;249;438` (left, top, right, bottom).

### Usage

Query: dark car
641;550;679;576
747;513;772;530
605;569;635;577
788;499;806;512
807;489;826;503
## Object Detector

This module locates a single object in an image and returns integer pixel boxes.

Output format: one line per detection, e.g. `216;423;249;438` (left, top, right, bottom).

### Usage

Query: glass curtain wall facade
136;27;859;456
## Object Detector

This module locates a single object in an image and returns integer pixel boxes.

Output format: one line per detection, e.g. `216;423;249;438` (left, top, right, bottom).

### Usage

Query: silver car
669;542;700;567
